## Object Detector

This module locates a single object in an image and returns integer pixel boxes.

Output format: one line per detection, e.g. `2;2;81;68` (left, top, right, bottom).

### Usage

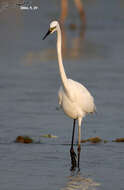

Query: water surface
0;0;124;189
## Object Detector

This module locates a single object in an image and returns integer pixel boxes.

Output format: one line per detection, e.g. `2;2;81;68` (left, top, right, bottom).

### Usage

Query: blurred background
0;0;124;190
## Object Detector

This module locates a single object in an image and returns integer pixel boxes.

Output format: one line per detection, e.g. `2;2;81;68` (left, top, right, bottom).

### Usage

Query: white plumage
58;79;95;119
43;20;96;170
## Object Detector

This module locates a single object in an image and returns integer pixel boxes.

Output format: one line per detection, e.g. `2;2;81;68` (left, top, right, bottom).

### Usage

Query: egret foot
70;148;77;171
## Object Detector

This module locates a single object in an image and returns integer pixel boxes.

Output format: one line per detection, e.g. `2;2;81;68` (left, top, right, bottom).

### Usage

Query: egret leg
70;119;77;170
77;144;81;170
77;118;82;170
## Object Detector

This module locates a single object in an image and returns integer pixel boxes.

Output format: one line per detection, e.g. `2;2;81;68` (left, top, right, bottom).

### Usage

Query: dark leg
70;119;77;170
77;145;81;170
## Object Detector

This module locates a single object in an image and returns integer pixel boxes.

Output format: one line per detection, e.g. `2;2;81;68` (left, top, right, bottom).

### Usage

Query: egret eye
50;26;56;32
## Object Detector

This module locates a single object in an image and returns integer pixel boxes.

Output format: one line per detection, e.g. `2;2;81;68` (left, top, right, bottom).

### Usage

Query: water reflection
23;24;85;64
61;24;85;59
60;0;86;26
61;174;100;190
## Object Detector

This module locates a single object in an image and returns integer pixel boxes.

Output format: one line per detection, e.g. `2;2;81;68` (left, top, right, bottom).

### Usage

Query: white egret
43;21;96;170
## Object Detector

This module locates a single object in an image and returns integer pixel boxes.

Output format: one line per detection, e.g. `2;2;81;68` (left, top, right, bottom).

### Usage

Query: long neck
56;25;67;89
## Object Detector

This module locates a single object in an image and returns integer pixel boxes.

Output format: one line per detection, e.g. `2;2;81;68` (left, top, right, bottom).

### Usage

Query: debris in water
112;138;124;142
40;134;58;138
80;139;88;143
88;137;102;143
15;136;33;143
81;136;102;143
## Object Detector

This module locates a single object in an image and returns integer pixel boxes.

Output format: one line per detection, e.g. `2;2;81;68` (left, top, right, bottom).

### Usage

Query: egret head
42;21;58;40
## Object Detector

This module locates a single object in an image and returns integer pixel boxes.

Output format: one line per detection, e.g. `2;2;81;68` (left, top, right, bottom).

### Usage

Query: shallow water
0;0;124;189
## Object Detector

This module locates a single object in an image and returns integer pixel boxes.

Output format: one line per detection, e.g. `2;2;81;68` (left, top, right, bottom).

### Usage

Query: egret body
43;21;96;170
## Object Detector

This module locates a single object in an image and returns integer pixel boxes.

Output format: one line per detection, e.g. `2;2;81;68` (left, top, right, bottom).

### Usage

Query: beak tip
42;29;51;40
42;35;46;40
